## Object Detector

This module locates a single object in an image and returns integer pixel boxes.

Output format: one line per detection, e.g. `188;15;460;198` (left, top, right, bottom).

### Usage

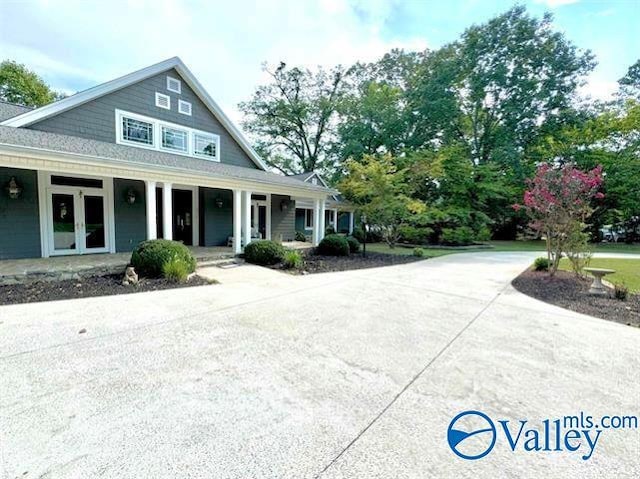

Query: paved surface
1;252;638;478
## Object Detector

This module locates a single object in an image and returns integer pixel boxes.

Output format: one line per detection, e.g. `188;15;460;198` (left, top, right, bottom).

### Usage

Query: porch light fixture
215;196;224;208
126;188;137;204
280;199;289;211
5;176;22;199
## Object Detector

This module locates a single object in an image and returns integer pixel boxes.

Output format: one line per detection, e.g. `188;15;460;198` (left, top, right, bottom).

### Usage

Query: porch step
197;258;243;269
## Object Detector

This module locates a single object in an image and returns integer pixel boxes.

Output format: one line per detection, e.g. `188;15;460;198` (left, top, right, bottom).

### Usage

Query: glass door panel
52;193;77;252
83;195;106;249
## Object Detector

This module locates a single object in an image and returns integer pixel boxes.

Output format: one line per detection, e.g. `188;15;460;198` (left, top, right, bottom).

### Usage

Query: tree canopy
0;60;63;107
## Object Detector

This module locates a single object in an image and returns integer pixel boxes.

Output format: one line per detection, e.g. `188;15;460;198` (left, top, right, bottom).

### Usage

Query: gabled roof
289;170;341;201
0;101;32;122
0;57;268;171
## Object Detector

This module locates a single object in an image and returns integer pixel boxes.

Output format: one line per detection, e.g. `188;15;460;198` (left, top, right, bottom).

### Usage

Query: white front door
48;187;109;255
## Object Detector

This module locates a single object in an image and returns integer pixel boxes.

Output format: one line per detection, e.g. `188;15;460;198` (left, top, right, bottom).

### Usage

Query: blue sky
0;0;638;124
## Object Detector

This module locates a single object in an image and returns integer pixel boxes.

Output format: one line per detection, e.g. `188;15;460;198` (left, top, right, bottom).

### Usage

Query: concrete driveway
1;252;638;478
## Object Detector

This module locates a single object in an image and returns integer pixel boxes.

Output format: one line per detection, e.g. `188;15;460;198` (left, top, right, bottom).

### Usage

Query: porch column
319;199;326;243
265;193;272;240
145;181;157;240
162;182;173;241
349;211;355;234
242;190;252;249
333;209;338;231
232;189;242;254
312;198;321;246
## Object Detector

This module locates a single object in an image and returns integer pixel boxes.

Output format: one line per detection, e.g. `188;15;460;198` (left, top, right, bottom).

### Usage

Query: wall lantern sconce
215;196;224;208
126;188;137;204
5;176;22;199
280;199;289;211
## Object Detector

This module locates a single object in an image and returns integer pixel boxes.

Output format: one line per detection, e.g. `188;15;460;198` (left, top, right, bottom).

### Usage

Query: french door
49;188;109;255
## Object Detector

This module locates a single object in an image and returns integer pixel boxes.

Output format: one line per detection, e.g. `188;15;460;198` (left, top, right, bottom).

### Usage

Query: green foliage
131;240;196;278
398;225;432;244
295;231;307;242
413;247;425;258
440;226;475;246
282;250;304;269
162;257;190;283
244;240;286;265
0;60;64;107
345;236;361;253
317;234;350;256
613;284;629;301
533;257;550;271
325;225;336;235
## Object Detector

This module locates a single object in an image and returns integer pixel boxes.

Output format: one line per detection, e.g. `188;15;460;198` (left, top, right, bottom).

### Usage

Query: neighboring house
290;172;355;239
0;57;336;260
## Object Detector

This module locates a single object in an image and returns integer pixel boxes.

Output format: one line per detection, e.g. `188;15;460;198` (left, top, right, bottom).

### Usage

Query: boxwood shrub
346;236;361;254
131;239;196;278
318;234;350;256
244;240;286;265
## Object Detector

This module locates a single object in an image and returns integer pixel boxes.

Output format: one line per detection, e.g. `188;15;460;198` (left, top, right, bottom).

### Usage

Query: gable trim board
1;57;268;171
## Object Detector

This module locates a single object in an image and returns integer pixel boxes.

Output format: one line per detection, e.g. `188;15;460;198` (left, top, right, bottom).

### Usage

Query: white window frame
167;76;181;94
115;109;220;161
160;125;189;153
305;208;314;229
178;99;192;116
155;92;171;110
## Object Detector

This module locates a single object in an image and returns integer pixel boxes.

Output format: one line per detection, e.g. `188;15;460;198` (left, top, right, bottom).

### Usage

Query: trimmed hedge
131;239;196;278
318;234;350;256
244;240;286;265
346;236;361;253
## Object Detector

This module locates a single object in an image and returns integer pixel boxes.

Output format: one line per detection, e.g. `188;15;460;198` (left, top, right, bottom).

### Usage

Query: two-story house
0;57;353;260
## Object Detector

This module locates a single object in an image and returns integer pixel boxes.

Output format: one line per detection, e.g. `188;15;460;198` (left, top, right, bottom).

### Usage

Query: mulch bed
271;251;424;274
512;269;640;328
0;274;213;306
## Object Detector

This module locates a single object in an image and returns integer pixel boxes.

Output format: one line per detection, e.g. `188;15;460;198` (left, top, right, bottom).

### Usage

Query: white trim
242;190;252;249
232;189;241;254
162;182;173;240
265;193;272;240
115;109;220;162
312;199;321;246
178;99;192;116
37;170;49;257
145;181;157;240
155;92;171;110
304;208;314;230
1;57;268;170
167;76;181;94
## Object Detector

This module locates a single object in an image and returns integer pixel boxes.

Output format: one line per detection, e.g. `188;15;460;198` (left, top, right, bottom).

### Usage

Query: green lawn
366;240;640;259
559;257;640;293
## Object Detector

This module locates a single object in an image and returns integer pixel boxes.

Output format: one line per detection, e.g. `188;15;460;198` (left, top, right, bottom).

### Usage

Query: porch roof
0;125;338;197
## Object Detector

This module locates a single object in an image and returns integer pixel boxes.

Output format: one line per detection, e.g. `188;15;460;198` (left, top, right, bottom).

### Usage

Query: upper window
121;116;153;145
161;126;188;153
155;92;171;110
193;132;218;159
167;76;181;94
178;99;192;116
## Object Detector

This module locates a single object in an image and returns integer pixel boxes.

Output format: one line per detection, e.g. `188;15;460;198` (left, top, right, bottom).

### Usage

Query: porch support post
266;193;272;240
162;182;173;241
312;198;321;246
333;208;338;231
242;190;252;249
349;211;355;235
145;181;157;240
232;189;242;254
319;199;326;243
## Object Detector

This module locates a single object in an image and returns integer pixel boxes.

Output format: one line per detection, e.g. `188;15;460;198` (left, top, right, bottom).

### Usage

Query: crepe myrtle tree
514;163;604;276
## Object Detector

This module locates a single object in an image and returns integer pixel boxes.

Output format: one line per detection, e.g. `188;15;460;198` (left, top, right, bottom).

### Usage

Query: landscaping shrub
131;239;196;278
317;234;350;256
346;236;361;253
295;231;307;242
398;225;432;245
326;225;336;235
614;284;629;301
441;226;475;246
533;257;550;271
162;257;190;283
413;247;424;257
283;250;303;269
244;240;285;265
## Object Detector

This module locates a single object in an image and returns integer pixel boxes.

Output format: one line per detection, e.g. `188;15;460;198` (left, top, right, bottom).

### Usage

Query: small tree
0;60;64;107
339;154;424;247
517;163;603;275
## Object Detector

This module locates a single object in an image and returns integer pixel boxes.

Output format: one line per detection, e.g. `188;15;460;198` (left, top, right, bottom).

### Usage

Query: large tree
238;62;348;175
0;60;63;107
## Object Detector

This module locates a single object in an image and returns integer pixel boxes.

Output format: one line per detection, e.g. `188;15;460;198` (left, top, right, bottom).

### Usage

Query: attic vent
178;99;192;116
311;177;318;185
155;92;170;110
167;76;181;94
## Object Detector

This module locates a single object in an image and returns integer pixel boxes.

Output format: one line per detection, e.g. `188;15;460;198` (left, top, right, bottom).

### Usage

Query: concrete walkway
0;252;638;478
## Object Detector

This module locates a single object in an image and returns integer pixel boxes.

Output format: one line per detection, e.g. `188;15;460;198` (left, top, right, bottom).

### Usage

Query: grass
559;257;640;293
366;240;640;259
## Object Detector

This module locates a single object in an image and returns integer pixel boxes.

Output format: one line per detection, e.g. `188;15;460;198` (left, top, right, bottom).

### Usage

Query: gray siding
113;178;147;252
0;167;41;259
28;68;258;169
271;194;295;242
200;187;233;246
